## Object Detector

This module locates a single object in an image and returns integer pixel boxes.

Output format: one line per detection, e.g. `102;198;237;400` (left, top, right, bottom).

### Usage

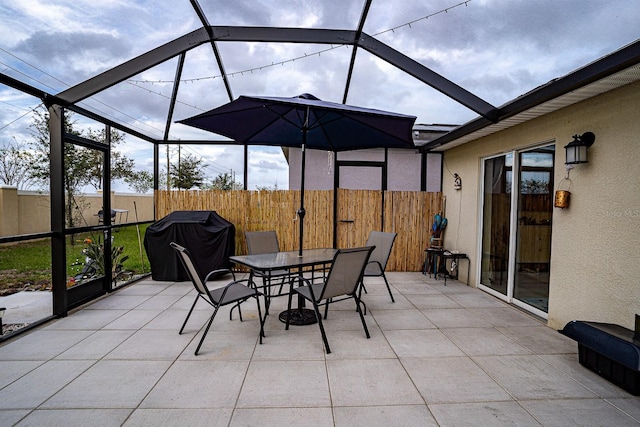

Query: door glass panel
67;230;107;288
64;142;103;230
64;143;106;288
513;145;554;312
480;154;512;295
110;132;153;287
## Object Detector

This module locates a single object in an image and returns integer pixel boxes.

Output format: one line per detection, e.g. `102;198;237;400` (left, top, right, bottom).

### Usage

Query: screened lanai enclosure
1;0;639;338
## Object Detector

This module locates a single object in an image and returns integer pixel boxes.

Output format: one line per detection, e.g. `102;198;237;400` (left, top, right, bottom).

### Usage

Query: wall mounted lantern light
453;173;462;190
565;132;595;165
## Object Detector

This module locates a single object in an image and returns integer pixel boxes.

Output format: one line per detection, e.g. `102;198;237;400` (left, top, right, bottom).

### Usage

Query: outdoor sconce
453;173;462;190
565;132;595;165
0;307;5;335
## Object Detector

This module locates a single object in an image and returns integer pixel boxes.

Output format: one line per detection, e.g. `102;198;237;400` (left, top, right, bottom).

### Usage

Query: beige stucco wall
0;185;20;236
17;190;51;235
441;80;640;331
0;190;154;237
112;193;155;223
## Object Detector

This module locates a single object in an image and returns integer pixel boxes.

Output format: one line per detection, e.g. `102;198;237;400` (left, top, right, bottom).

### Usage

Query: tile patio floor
0;272;638;426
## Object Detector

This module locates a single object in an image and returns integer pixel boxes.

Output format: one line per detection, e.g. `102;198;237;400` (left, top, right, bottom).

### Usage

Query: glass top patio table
229;248;338;325
229;248;337;271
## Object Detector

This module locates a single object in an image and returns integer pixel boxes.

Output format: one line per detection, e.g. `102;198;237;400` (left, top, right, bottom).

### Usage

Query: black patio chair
286;246;374;354
245;231;292;314
361;231;397;304
97;209;116;225
170;242;264;355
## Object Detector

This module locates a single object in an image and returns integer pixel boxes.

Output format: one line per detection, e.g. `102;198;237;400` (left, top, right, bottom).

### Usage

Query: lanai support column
48;103;68;317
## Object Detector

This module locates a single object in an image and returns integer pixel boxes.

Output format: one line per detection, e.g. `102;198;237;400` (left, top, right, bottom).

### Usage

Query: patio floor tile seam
602;398;640;423
75;295;163;328
395;353;516;405
31;359;103;411
39;331;106;362
231;335;266;413
84;295;155;311
322;352;334;414
412;354;521;406
32;320;195;411
52;299;198;361
398;367;432;405
426;399;546;426
126;358;191;416
0;361;50;399
468;353;602;402
367;313;408;362
539;360;637;401
438;326;536;357
515;393;640;424
386;356;436;418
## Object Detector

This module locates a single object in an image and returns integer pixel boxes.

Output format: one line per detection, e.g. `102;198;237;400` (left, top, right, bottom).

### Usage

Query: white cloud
2;0;640;190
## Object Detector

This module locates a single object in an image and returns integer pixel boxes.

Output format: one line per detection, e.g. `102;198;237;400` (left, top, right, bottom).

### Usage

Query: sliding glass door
480;154;512;296
479;144;554;317
513;146;554;313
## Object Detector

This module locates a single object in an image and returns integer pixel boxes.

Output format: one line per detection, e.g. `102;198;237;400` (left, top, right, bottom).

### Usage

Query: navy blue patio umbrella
178;93;416;255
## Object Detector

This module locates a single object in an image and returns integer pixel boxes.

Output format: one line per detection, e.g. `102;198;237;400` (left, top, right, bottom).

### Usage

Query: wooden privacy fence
156;189;444;272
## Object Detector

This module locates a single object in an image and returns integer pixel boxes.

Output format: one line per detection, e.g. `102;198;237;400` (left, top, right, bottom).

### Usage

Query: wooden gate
335;189;444;271
336;189;383;249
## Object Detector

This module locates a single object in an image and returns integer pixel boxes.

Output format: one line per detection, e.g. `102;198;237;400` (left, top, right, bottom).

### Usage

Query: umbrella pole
297;144;305;257
298;107;309;257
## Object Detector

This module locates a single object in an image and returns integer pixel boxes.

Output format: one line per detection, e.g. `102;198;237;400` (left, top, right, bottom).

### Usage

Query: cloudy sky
1;0;639;190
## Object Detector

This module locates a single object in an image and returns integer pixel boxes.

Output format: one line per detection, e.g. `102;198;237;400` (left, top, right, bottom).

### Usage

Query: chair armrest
299;276;313;286
244;277;261;290
204;268;235;283
218;279;264;303
233;278;263;295
366;260;384;274
294;276;320;301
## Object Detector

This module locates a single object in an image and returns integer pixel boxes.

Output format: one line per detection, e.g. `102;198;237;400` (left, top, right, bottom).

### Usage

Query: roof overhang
421;39;640;152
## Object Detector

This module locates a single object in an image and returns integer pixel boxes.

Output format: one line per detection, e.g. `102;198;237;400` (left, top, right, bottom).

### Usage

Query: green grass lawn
0;224;150;293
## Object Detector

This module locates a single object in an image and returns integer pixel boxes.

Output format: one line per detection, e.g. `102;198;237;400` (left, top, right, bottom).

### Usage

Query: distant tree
124;170;154;193
521;178;550;194
255;182;280;191
29;107;136;189
0;139;38;189
29;108;92;230
28;107;135;232
170;152;204;189
206;172;243;190
82;127;135;191
156;170;168;191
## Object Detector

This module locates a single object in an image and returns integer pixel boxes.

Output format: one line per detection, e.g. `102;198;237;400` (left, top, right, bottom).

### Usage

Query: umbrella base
279;308;317;325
